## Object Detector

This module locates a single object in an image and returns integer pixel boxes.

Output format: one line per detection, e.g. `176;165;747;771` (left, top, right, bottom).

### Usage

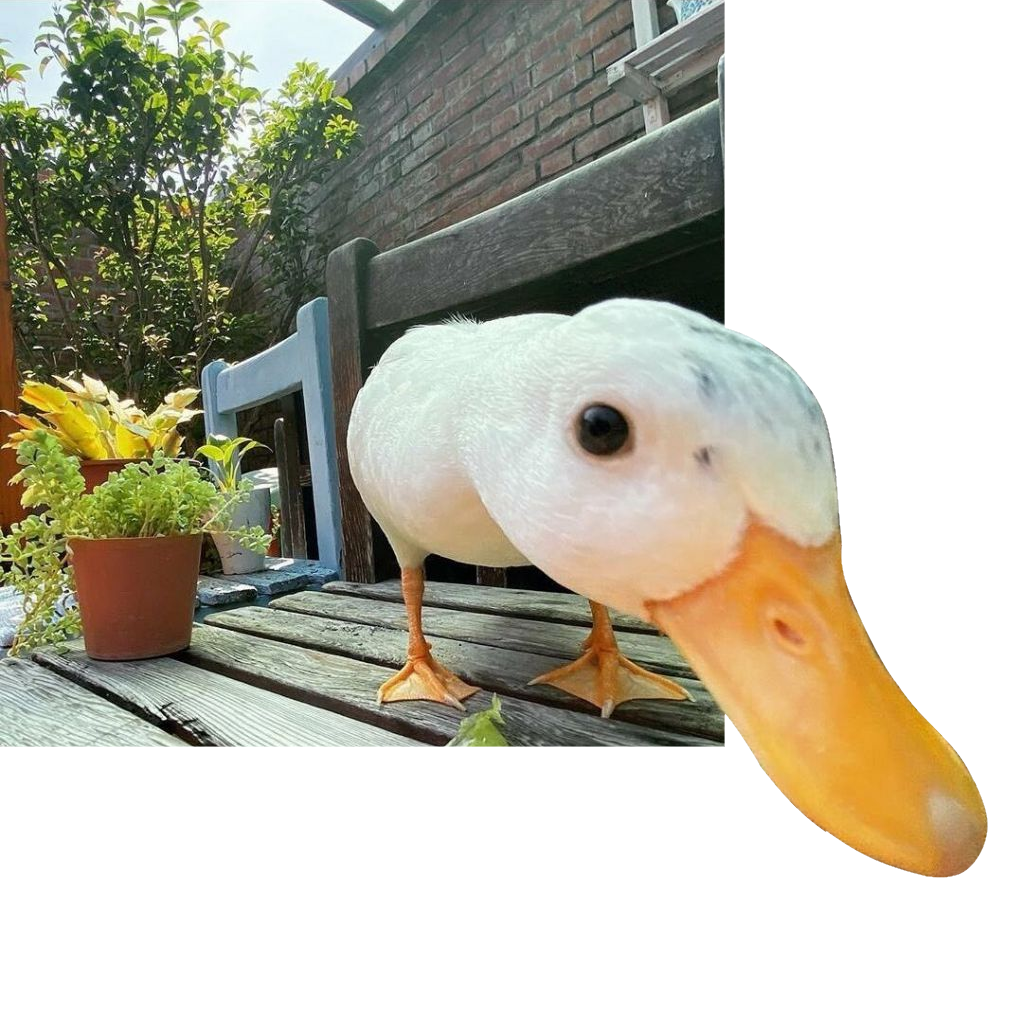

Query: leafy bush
0;0;357;408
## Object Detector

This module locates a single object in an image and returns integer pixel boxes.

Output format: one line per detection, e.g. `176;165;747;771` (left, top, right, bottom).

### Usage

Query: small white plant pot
211;486;271;575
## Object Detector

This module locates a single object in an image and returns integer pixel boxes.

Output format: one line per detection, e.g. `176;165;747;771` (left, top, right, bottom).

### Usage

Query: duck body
347;297;986;877
349;312;568;570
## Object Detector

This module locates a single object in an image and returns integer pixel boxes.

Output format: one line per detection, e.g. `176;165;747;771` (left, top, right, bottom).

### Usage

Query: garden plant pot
80;458;143;493
68;533;203;660
211;486;270;575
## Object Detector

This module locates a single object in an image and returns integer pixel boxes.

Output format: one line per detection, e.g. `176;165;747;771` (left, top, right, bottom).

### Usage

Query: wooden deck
0;572;1018;875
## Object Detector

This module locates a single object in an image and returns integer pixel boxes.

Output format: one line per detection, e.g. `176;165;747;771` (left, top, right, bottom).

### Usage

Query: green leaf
447;696;509;747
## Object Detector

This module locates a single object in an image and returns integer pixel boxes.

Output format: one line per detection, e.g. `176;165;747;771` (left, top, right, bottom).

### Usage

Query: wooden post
0;154;23;529
326;237;380;583
630;0;670;132
274;398;307;559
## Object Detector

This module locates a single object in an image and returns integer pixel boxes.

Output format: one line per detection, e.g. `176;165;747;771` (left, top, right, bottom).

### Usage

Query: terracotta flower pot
80;458;144;493
68;533;202;661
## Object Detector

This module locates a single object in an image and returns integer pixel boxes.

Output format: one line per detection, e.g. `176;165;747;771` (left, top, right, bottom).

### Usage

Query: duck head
461;298;986;876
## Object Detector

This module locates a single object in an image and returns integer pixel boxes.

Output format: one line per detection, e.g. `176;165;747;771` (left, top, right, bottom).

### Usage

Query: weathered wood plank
327;237;380;583
323;578;659;634
275;400;307;559
272;590;695;678
1;658;185;746
6;744;304;871
362;101;722;330
197;575;258;607
203;605;722;743
35;643;422;747
191;619;714;747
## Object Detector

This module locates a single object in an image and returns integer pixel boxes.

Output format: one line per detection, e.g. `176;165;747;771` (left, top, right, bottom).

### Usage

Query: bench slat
323;579;658;634
191;619;713;747
202;607;722;743
35;644;422;747
1;658;185;747
271;590;696;678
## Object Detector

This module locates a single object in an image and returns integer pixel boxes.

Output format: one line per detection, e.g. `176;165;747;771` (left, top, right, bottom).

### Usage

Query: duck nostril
771;617;807;651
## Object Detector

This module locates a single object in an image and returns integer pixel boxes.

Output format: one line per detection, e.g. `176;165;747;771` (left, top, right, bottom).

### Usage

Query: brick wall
312;0;702;254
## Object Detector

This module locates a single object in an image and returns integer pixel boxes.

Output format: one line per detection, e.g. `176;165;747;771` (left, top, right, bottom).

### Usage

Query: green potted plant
2;375;202;491
0;430;268;660
196;434;272;575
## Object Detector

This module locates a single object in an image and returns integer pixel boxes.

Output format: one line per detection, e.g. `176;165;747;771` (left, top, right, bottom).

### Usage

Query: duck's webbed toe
529;602;690;718
377;651;480;710
530;647;691;719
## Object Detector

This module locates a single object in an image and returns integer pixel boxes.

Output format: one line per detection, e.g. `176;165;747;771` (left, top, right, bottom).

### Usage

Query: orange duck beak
647;521;986;877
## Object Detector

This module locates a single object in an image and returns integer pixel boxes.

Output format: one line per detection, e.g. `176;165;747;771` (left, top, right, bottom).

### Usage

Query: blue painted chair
201;297;343;573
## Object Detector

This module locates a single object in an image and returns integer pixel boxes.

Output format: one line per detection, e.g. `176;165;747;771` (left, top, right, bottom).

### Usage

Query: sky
0;0;381;106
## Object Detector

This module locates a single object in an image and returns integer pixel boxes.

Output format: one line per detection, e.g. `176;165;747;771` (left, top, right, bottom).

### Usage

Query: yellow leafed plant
1;375;202;460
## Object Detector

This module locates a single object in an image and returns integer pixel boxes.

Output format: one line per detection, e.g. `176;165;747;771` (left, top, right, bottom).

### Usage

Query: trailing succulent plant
0;430;269;654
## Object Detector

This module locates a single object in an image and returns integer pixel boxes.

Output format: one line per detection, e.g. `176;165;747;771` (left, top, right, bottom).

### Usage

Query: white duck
348;298;986;876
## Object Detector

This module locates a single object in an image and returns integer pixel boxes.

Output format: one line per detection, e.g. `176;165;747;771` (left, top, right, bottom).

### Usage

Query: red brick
441;79;510;133
434;37;486;90
401;134;445;176
573;106;643;160
376;138;412;174
519;78;557;120
528;48;560;88
592;29;634;72
489;101;523;138
404;88;444;132
518;0;570;34
526;10;582;70
572;74;611;109
573;3;633;59
473;31;518;80
539;144;574;179
537;93;573;132
436;128;483;174
428;0;474;46
475;118;537;173
471;82;518;131
442;157;519;211
524;107;592;161
440;25;470;63
581;0;621;26
469;0;512;38
592;89;635;125
375;96;409;135
487;165;539;207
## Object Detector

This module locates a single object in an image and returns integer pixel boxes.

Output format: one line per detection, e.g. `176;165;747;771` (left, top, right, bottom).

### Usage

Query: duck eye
577;404;630;456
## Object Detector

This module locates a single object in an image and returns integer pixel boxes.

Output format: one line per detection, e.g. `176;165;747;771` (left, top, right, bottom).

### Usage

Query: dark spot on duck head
695;367;717;400
694;446;714;468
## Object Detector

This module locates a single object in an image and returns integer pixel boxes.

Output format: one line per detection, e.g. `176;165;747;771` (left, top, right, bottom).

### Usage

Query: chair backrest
201;297;343;571
327;98;724;583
